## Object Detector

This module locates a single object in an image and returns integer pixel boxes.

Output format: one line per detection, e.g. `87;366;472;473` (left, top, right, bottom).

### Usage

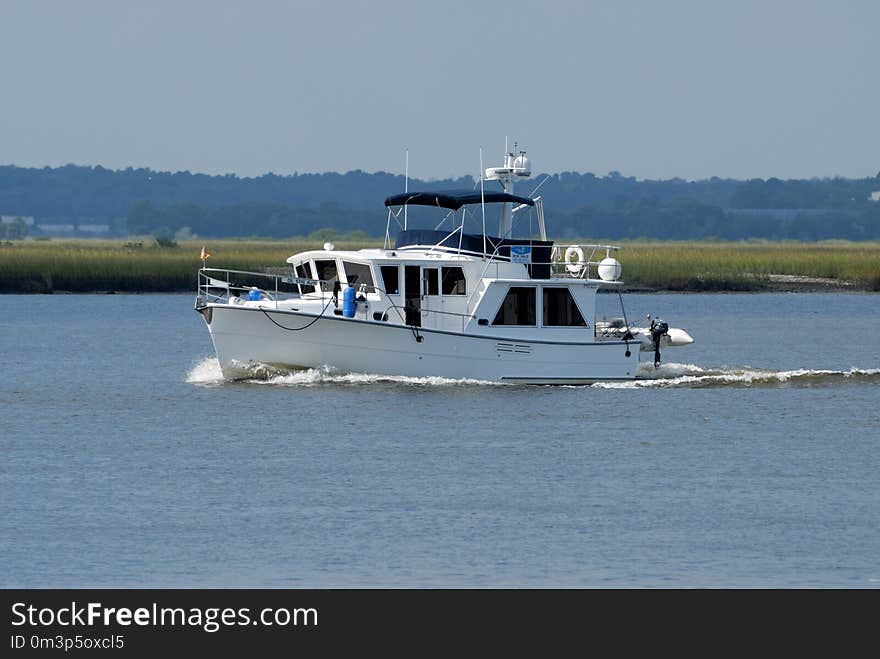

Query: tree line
0;163;878;240
123;197;880;241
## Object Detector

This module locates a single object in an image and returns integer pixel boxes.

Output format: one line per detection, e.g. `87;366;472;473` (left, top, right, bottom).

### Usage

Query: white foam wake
185;357;503;387
592;362;880;389
256;367;503;387
185;356;225;384
186;357;880;389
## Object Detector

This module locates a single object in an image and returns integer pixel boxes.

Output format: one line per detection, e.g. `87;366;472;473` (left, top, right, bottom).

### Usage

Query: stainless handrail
197;267;479;331
196;267;330;309
457;242;621;281
549;244;620;280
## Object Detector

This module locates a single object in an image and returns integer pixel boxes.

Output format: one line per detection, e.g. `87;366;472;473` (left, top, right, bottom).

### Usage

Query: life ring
564;245;585;275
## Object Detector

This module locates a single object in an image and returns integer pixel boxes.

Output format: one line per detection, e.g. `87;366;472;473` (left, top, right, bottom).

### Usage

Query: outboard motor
650;318;669;368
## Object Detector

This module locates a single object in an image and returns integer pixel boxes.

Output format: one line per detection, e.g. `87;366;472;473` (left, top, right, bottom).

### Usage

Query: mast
479;147;486;256
484;142;532;239
403;148;409;230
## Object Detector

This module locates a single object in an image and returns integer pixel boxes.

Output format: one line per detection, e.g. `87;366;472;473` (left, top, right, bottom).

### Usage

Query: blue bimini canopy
384;189;535;211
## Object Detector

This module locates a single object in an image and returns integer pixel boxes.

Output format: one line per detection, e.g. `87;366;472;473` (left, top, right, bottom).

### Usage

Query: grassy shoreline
1;239;878;293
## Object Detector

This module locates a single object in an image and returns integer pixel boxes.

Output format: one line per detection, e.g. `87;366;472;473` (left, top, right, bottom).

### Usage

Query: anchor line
258;296;334;331
616;288;634;357
342;281;427;344
399;304;424;343
251;277;478;344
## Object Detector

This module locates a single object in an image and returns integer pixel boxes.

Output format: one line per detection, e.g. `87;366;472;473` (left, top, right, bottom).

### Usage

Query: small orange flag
200;245;211;260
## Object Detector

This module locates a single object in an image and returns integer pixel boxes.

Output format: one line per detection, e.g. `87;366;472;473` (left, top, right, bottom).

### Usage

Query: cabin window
380;265;400;295
343;261;375;293
294;263;315;294
314;259;338;293
441;266;467;295
492;287;536;326
542;287;587;326
423;268;439;296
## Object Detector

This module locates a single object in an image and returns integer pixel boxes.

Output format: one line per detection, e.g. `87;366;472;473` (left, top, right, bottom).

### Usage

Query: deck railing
548;244;621;280
196;267;321;308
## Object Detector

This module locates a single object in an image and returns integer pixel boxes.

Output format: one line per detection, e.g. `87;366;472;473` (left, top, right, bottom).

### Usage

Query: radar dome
597;257;622;281
512;155;531;176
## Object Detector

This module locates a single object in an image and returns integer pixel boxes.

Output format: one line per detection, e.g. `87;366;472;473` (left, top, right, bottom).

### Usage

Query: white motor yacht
195;147;693;383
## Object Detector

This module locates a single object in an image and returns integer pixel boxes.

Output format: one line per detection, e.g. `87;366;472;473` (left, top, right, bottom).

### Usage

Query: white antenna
479;147;486;256
404;148;409;230
528;174;550;198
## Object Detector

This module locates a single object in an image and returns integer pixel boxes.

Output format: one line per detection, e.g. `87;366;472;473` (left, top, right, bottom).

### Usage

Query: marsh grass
0;238;877;292
0;239;375;292
619;241;880;290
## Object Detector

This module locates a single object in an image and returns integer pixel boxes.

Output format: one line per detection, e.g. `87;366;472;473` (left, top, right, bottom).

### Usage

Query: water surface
2;293;878;587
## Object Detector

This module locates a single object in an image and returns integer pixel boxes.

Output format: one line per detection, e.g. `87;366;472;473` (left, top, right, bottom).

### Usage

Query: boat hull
202;304;641;384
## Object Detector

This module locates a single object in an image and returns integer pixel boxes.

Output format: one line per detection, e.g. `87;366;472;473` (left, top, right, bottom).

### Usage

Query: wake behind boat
195;146;693;383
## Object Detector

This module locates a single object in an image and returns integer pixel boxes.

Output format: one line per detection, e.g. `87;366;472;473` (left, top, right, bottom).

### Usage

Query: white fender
633;327;694;350
665;328;694;346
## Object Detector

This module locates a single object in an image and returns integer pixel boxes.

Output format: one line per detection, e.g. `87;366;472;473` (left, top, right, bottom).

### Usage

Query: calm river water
2;292;878;587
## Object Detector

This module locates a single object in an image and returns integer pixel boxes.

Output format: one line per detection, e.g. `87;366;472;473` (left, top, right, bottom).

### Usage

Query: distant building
34;218;117;236
1;215;35;225
38;224;76;233
724;208;857;220
870;191;880;202
77;224;111;234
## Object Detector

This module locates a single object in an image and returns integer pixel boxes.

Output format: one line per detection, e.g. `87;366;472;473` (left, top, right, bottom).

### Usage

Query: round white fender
564;245;585;275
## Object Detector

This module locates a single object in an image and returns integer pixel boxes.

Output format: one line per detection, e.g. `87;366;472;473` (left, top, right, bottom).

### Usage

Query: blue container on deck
247;288;261;301
342;286;357;318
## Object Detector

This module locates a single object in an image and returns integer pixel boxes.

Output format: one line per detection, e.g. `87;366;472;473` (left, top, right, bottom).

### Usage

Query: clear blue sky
1;0;878;180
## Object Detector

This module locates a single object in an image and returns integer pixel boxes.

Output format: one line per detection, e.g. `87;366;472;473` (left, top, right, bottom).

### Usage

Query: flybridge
384;190;534;211
384;145;539;243
383;147;547;249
